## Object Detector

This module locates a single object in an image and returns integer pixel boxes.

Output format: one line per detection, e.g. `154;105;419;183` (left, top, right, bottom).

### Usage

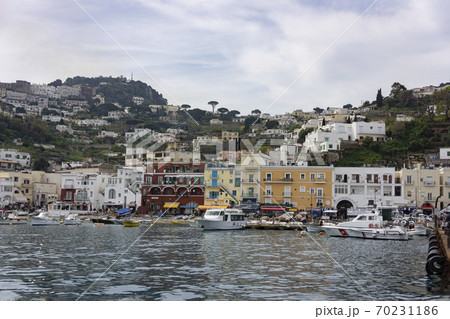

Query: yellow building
259;166;334;211
0;171;33;204
204;163;241;207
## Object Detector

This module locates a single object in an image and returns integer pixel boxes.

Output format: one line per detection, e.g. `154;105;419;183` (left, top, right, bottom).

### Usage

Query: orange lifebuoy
369;223;373;228
374;224;379;228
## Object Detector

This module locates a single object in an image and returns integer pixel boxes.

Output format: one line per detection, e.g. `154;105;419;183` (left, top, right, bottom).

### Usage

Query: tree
208;101;218;114
48;79;62;87
180;104;191;111
217;107;229;115
313;107;324;114
228;110;240;118
251;109;261;115
32;157;50;171
376;89;383;108
390;82;407;98
265;120;279;129
343;104;353;110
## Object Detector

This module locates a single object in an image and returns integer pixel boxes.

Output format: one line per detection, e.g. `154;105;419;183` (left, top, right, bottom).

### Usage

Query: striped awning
197;205;228;210
163;202;180;208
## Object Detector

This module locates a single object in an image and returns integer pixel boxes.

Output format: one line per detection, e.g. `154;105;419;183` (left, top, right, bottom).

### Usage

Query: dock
426;227;450;281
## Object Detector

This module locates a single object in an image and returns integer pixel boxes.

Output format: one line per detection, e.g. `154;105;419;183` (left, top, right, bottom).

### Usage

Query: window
65;192;72;200
300;173;305;180
317;173;325;179
265;186;272;195
265;198;272;204
427;193;432;200
406;175;412;184
232;190;237;196
310;188;315;194
310;173;316;180
266;173;272;181
109;189;116;199
284;173;291;180
317;188;323;197
335;185;348;194
407;191;412;197
300;186;306;192
284;186;291;196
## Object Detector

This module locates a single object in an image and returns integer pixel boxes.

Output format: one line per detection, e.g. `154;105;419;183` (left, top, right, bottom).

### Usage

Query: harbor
0;221;447;301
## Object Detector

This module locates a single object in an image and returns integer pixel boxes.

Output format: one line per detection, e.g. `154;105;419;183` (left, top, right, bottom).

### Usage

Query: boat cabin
203;209;245;222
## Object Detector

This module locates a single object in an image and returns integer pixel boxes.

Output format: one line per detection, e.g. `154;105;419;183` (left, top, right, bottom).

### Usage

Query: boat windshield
356;215;367;220
205;210;221;216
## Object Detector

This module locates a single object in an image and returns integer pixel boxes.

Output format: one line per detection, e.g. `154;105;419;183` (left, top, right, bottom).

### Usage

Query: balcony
242;179;259;184
280;178;293;182
445;181;450;187
282;192;291;197
63;184;75;189
242;192;257;198
423;181;436;187
312;178;326;183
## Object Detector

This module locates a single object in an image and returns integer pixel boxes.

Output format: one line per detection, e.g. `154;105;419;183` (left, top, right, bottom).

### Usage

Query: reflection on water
0;224;448;301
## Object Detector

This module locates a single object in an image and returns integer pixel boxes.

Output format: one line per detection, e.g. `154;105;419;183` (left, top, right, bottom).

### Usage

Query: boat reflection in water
197;208;246;230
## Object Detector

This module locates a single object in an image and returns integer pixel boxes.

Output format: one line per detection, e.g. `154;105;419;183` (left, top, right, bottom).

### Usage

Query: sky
1;0;449;114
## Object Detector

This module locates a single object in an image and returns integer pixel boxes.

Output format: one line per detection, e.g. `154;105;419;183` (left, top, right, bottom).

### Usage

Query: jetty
426;225;450;281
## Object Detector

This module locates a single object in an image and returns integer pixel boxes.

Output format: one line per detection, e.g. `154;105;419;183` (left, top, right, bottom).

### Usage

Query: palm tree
208;101;219;114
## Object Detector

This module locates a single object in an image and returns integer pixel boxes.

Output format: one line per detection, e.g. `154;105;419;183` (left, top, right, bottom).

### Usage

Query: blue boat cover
115;208;132;215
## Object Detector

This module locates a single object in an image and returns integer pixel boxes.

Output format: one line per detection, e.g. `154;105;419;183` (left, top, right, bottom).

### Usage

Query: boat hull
30;217;60;226
123;221;140;227
0;219;27;225
63;220;81;226
197;219;246;230
91;218;123;225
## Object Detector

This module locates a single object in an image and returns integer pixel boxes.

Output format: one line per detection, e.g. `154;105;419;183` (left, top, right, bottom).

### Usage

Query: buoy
9;222;12;226
319;231;324;236
299;235;302;238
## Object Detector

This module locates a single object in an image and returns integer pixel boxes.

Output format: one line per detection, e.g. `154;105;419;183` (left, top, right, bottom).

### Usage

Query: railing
424;181;436;186
282;192;291;196
280;178;293;182
242;192;257;198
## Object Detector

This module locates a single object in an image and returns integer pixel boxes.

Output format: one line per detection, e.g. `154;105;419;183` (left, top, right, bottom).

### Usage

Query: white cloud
0;0;449;114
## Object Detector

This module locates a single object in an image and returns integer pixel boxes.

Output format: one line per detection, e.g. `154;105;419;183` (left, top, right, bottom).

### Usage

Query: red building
140;162;205;215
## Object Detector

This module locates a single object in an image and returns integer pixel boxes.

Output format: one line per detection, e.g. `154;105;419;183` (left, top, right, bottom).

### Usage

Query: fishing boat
30;212;60;226
322;212;410;240
91;217;123;225
197;208;246;230
123;220;140;227
63;213;82;226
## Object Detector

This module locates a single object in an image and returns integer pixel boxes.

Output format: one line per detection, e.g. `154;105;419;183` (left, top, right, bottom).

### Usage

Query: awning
14;196;28;203
261;207;287;211
164;202;180;208
197;205;228;210
289;208;297;212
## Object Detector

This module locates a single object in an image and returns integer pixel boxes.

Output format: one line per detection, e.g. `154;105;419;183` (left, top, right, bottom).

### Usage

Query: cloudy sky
1;0;449;114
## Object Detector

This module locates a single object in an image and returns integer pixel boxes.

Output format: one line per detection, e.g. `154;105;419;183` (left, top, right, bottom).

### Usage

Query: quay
426;226;450;281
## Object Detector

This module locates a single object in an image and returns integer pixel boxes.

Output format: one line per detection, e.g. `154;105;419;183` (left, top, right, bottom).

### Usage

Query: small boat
0;211;28;225
91;218;123;225
123;220;140;227
197;208;246;230
63;213;82;226
30;212;60;226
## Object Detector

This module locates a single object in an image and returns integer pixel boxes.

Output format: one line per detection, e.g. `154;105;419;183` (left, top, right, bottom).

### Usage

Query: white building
440;148;450;161
0;149;31;167
132;96;144;105
304;121;386;153
98;131;119;138
0;177;14;205
333;167;408;209
76;119;109;126
61;172;109;210
103;167;144;209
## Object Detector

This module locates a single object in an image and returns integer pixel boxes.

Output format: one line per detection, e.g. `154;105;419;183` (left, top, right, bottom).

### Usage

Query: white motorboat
322;212;406;239
0;211;28;225
197;208;246;230
30;212;60;226
63;213;82;226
